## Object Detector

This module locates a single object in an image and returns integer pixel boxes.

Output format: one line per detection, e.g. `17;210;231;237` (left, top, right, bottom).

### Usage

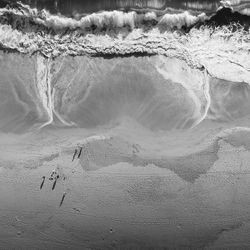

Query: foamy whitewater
0;0;250;133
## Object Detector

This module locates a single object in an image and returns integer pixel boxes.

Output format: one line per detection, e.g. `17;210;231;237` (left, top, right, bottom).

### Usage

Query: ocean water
0;0;250;133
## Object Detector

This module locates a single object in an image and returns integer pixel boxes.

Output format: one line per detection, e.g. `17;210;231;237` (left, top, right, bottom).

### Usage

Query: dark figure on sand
77;147;82;158
40;176;45;190
72;149;78;161
60;192;66;207
52;175;59;190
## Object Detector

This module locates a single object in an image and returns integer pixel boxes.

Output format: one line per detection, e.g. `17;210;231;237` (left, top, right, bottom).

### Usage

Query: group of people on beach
39;146;83;207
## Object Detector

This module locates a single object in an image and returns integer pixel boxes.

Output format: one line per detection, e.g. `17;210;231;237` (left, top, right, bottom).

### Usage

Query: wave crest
0;2;209;32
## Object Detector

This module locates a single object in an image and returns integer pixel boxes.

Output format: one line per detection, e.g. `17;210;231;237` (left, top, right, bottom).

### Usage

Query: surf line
37;56;54;129
190;67;211;128
37;56;75;129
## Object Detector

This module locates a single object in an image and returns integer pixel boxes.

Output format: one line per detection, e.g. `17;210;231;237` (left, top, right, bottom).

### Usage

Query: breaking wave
0;2;250;58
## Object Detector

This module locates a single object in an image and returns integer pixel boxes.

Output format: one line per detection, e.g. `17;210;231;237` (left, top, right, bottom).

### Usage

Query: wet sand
1;119;250;249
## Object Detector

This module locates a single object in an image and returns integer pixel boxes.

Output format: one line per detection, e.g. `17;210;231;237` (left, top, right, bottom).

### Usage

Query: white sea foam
36;56;53;129
155;56;210;127
1;20;249;86
0;3;208;31
159;12;207;29
29;9;208;30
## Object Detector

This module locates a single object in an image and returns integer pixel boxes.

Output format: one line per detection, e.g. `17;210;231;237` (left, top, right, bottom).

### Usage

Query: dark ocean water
4;0;222;15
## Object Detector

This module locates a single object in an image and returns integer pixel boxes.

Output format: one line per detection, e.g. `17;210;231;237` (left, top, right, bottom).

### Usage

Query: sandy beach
0;118;250;249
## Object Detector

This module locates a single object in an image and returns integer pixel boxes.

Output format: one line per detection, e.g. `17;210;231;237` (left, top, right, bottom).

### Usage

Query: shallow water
1;52;250;133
